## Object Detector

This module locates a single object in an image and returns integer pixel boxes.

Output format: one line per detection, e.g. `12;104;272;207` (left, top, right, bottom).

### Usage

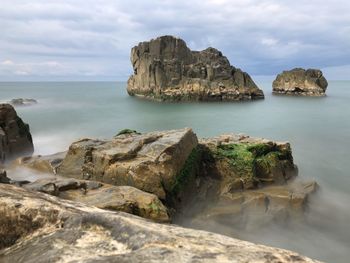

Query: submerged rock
9;98;37;107
57;128;198;200
13;151;66;174
23;177;169;222
127;35;264;101
272;68;328;96
0;104;34;164
0;184;321;263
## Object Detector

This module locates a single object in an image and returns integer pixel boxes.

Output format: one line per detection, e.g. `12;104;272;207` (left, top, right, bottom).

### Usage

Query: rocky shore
127;36;264;101
0;105;322;262
273;68;328;96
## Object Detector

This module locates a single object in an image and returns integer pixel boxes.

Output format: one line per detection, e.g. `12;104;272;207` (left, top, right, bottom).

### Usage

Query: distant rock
127;35;264;101
23;177;169;223
9;98;38;106
0;104;34;164
272;68;328;96
0;184;321;263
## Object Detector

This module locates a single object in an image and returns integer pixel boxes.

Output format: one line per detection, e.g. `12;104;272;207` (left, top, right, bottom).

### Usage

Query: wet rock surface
272;68;328;96
0;184;321;263
127;35;264;101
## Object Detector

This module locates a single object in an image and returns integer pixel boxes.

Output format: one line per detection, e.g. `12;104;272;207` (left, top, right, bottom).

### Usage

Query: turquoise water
1;81;350;262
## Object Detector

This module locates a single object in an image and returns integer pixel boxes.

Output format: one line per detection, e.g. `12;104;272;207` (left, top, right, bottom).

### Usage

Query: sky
0;0;349;81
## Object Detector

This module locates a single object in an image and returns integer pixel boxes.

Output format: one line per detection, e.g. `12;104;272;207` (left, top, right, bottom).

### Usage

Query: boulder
0;184;321;263
57;128;198;200
174;134;314;230
0;104;34;164
127;35;264;101
9;98;37;107
272;68;328;96
23;178;169;223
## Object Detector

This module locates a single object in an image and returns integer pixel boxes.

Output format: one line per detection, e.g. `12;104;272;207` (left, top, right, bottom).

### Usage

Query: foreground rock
0;184;321;263
23;177;169;222
0;104;34;164
127;35;264;101
272;68;328;96
57;128;198;201
9;98;37;107
15;129;317;229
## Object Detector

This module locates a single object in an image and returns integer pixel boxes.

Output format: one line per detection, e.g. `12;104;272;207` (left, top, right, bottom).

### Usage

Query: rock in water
0;104;34;164
9;98;38;107
0;184;321;263
127;35;264;101
272;68;328;96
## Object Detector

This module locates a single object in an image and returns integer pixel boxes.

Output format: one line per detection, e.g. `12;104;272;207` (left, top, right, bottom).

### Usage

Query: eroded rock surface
0;184;321;263
0;104;34;164
272;68;328;96
23;177;169;222
127;35;264;101
57;128;198;200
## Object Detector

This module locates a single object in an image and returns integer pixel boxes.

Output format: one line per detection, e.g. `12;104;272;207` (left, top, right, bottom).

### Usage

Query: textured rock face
23;178;169;222
127;35;264;101
272;68;328;96
57;128;198;200
0;104;34;164
0;184;321;263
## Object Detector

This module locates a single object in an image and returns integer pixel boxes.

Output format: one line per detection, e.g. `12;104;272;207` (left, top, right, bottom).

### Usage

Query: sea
1;80;349;262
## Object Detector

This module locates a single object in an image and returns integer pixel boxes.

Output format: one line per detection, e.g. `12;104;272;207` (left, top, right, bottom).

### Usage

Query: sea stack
272;68;328;96
127;35;264;101
0;104;34;164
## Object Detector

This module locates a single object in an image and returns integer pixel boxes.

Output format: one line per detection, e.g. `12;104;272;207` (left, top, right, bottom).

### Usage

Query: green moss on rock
214;142;290;181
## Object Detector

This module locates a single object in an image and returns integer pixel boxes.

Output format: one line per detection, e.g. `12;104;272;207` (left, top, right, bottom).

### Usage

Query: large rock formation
0;184;321;263
57;128;198;201
272;68;328;96
0;104;34;164
127;35;264;101
23;178;169;223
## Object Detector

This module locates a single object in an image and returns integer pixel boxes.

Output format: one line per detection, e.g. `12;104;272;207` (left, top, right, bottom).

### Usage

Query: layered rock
57;128;198;200
0;104;34;164
0;184;321;263
272;68;328;96
127;35;264;101
23;178;169;222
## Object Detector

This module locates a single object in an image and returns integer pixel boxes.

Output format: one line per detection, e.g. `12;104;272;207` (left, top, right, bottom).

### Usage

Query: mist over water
1;81;350;262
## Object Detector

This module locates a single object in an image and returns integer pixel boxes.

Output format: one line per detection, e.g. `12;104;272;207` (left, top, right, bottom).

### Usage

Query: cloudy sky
0;0;349;81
